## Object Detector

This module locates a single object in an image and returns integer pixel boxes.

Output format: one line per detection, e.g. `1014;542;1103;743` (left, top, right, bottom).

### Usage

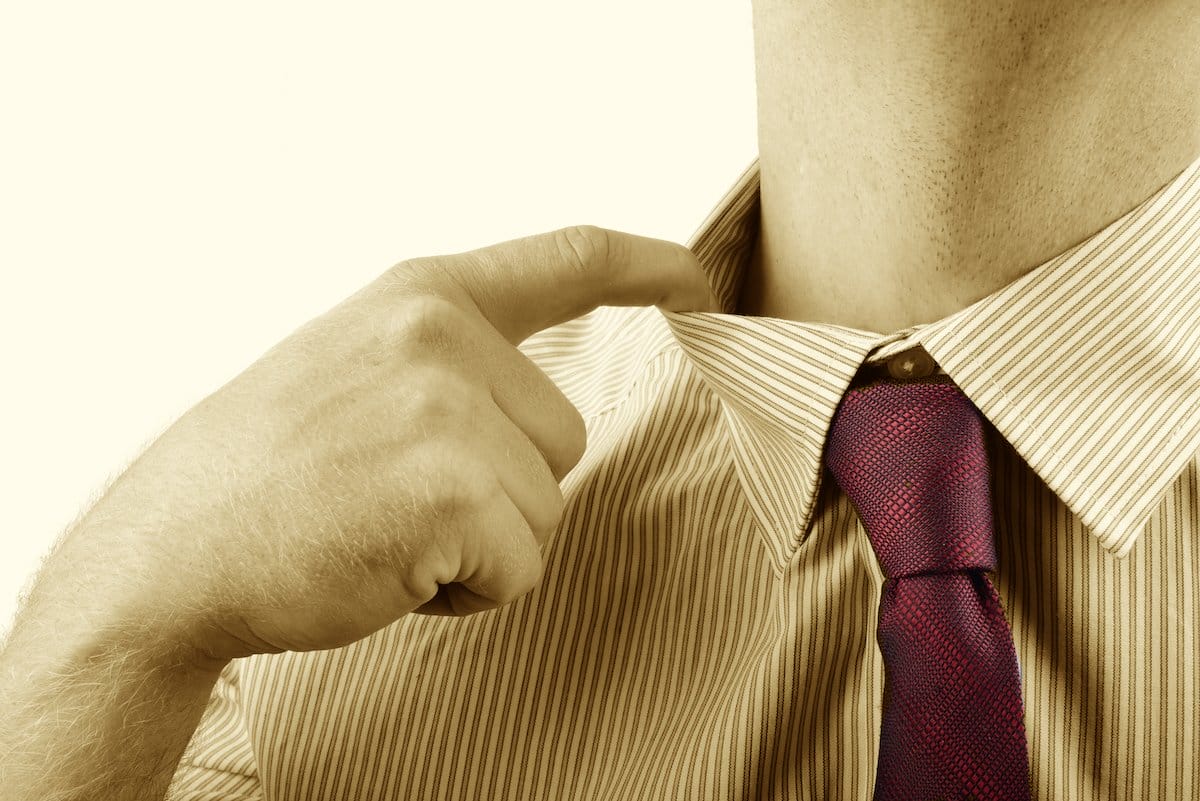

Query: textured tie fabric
824;376;1031;801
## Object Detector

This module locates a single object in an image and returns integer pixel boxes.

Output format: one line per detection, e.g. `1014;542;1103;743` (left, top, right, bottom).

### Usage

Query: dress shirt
171;153;1200;800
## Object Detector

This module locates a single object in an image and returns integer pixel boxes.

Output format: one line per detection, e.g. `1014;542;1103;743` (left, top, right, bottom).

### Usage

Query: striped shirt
171;153;1200;800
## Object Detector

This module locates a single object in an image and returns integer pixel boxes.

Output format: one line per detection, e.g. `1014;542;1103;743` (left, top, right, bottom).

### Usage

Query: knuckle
539;403;588;482
558;407;588;473
373;257;446;301
419;450;497;523
552;225;610;274
528;478;567;537
402;368;475;422
495;557;545;606
384;256;439;286
388;294;464;354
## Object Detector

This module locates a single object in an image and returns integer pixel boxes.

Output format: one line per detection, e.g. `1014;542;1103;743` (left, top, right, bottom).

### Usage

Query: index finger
406;225;722;346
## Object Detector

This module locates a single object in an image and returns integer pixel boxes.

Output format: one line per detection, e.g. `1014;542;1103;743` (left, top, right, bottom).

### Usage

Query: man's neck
738;0;1200;333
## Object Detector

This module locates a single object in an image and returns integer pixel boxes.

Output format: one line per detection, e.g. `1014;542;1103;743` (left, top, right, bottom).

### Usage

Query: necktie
824;375;1031;801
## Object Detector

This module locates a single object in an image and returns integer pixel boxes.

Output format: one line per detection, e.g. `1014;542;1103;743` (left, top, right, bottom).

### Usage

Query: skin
2;3;1199;800
0;228;716;801
739;0;1200;333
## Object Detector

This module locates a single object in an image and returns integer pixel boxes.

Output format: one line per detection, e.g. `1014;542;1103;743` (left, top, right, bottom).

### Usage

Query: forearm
0;519;228;801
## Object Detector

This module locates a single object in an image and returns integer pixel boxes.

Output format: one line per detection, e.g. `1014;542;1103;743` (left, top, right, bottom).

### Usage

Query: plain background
0;2;757;632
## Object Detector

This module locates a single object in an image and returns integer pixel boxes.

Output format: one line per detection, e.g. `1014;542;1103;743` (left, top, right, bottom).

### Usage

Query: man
2;1;1198;799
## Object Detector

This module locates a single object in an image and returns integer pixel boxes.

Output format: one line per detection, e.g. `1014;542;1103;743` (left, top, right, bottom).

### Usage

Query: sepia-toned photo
3;2;1198;799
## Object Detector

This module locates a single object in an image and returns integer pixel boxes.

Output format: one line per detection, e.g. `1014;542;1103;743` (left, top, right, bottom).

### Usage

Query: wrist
5;520;230;680
3;586;231;684
0;583;228;801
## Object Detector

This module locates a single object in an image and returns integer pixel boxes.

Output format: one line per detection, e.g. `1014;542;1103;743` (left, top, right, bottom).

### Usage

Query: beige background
0;2;757;631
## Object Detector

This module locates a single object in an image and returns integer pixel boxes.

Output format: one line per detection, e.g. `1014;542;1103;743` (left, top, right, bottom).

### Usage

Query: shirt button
886;346;936;380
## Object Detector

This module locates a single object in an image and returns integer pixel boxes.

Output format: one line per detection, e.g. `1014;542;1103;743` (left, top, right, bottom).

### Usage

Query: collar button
886;346;936;380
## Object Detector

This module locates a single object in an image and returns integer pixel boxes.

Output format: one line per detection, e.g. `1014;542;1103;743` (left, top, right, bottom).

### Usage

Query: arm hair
0;461;228;801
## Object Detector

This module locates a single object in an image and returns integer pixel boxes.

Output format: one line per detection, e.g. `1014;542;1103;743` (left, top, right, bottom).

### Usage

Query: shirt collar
659;154;1200;569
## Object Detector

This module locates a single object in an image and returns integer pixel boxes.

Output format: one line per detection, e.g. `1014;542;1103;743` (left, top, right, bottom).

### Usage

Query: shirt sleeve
168;660;261;801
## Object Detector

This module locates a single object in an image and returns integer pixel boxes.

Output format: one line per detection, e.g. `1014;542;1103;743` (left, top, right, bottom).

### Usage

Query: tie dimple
824;377;1032;801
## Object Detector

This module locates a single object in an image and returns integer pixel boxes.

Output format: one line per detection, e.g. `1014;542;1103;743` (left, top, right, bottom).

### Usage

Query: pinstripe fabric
171;153;1200;800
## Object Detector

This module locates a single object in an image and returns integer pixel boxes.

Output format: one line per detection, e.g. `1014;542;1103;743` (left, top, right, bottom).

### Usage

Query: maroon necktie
824;375;1031;801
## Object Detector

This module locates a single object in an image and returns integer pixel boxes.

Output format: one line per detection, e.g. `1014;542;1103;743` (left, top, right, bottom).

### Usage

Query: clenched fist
77;226;719;661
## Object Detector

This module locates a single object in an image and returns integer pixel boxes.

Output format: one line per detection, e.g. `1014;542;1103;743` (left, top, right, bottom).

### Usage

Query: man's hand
0;224;716;801
106;225;717;659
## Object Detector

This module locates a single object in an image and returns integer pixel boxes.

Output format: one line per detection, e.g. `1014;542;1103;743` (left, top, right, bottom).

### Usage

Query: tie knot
824;378;996;579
